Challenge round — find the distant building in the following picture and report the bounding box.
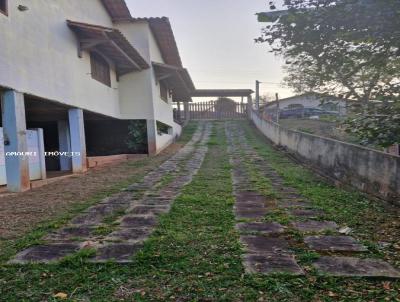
[261,93,349,120]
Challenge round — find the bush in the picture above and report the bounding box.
[126,120,148,152]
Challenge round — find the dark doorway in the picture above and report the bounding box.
[85,119,148,156]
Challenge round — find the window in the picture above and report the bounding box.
[0,0,8,16]
[157,121,172,135]
[288,103,304,109]
[90,52,111,87]
[160,82,169,102]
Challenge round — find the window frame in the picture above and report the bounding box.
[0,0,8,16]
[90,52,111,87]
[159,82,169,103]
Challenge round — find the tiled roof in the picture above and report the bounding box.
[131,17,183,68]
[192,89,254,97]
[101,0,132,21]
[153,62,195,102]
[67,20,149,75]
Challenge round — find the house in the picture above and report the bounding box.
[261,93,349,120]
[0,0,195,192]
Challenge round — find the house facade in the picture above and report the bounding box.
[263,93,349,113]
[0,0,194,191]
[261,93,349,120]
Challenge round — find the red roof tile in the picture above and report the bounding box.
[101,0,132,21]
[131,17,183,68]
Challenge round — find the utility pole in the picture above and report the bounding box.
[255,80,260,110]
[275,93,280,124]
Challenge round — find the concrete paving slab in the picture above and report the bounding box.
[236,222,285,234]
[45,226,94,241]
[313,256,400,278]
[10,243,80,264]
[240,235,290,254]
[120,215,157,228]
[289,209,325,219]
[128,205,170,215]
[305,236,367,252]
[244,253,305,275]
[292,221,338,233]
[93,243,143,263]
[235,191,267,203]
[106,227,153,242]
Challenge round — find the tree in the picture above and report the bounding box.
[126,120,148,153]
[346,102,400,148]
[259,93,275,106]
[256,0,400,146]
[215,98,236,112]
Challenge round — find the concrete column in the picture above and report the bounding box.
[36,128,47,180]
[247,96,253,119]
[57,120,72,171]
[177,101,181,122]
[68,108,87,173]
[146,119,157,155]
[183,102,190,124]
[2,90,30,192]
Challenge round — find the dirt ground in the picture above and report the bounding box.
[0,143,183,240]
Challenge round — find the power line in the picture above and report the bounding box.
[195,80,282,85]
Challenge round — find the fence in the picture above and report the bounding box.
[188,101,247,120]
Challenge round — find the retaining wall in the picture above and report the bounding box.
[249,110,400,203]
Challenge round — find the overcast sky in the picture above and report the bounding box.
[127,0,293,100]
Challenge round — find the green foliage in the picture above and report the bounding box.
[215,97,237,112]
[257,0,400,146]
[126,120,147,152]
[345,102,400,147]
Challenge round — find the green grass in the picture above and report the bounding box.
[0,121,399,301]
[242,121,397,240]
[265,208,292,225]
[0,123,199,263]
[297,127,315,134]
[92,225,117,237]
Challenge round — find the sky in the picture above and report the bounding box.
[126,0,294,100]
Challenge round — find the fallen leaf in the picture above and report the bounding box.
[54,292,68,299]
[338,227,352,235]
[328,291,338,297]
[383,281,391,290]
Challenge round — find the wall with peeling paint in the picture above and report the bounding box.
[250,110,400,203]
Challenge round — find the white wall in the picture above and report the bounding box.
[119,69,155,120]
[118,21,181,152]
[1,2,181,153]
[250,109,400,203]
[117,22,155,121]
[148,28,179,148]
[0,0,122,118]
[265,95,347,114]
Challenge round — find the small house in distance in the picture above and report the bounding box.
[262,93,349,120]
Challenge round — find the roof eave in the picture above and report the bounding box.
[100,0,132,21]
[67,20,150,74]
